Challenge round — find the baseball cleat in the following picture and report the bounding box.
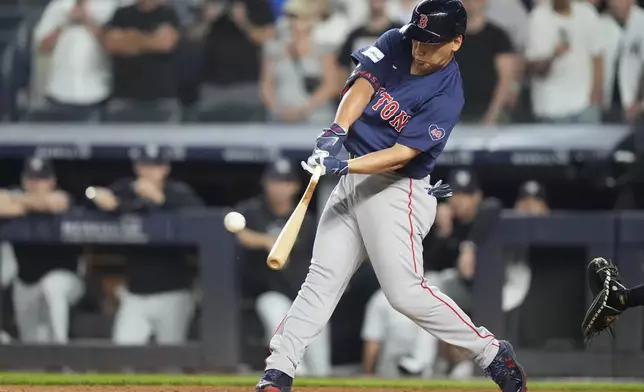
[484,340,527,392]
[255,369,293,392]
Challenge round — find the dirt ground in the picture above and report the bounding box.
[0,387,602,392]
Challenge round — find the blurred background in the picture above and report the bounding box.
[0,0,643,381]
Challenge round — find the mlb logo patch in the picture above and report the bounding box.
[428,125,445,141]
[362,46,385,63]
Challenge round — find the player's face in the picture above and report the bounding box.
[411,36,463,72]
[264,179,300,205]
[22,177,56,194]
[135,163,170,183]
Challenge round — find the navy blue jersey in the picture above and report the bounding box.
[342,28,464,179]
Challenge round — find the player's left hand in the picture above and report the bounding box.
[301,154,349,176]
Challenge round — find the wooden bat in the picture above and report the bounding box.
[267,165,323,270]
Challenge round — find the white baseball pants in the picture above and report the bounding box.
[112,288,195,345]
[12,270,84,344]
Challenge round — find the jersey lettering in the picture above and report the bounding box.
[390,110,411,132]
[372,92,393,111]
[371,89,412,133]
[381,101,399,120]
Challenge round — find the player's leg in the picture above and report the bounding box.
[354,174,526,391]
[260,176,367,389]
[112,289,153,344]
[12,279,46,342]
[399,269,459,377]
[152,290,195,344]
[40,270,85,344]
[256,292,318,376]
[303,321,332,377]
[256,291,293,343]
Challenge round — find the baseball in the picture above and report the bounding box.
[224,211,246,233]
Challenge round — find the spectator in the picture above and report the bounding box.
[525,0,604,123]
[455,0,518,124]
[103,0,181,111]
[88,145,204,345]
[234,158,329,377]
[337,0,402,82]
[32,0,118,115]
[311,0,351,51]
[0,157,83,344]
[600,0,644,123]
[197,0,276,111]
[486,0,530,53]
[260,0,339,124]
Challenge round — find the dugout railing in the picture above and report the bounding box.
[0,210,239,371]
[0,210,642,378]
[474,211,617,378]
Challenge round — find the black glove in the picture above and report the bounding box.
[428,180,453,199]
[313,123,348,158]
[581,257,628,344]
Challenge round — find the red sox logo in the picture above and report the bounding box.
[429,124,445,141]
[419,14,428,29]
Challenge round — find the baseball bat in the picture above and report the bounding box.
[267,165,323,270]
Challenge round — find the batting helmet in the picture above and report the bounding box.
[401,0,467,44]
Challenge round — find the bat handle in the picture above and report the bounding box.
[311,164,323,182]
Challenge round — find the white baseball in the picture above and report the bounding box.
[224,211,246,233]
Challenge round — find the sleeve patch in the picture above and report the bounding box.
[361,46,385,63]
[429,124,446,141]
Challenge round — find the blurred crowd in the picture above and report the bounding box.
[0,0,643,124]
[0,153,550,380]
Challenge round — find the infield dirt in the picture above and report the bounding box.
[0,386,635,392]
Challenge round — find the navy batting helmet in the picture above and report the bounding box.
[401,0,467,44]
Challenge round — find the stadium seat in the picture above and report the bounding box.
[189,103,267,123]
[104,101,182,123]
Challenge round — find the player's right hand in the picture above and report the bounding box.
[314,123,348,158]
[301,153,349,177]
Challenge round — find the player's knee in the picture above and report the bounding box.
[383,290,417,317]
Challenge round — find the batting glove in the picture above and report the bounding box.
[314,123,348,158]
[428,180,453,199]
[301,154,349,176]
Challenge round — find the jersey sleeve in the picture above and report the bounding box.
[344,29,397,92]
[396,96,460,152]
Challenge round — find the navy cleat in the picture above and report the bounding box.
[255,369,293,392]
[484,341,528,392]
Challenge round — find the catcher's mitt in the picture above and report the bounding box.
[581,257,628,344]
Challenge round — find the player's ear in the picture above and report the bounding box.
[451,35,463,52]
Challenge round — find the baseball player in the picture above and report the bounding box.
[256,1,527,392]
[89,145,204,345]
[0,157,84,344]
[582,257,644,342]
